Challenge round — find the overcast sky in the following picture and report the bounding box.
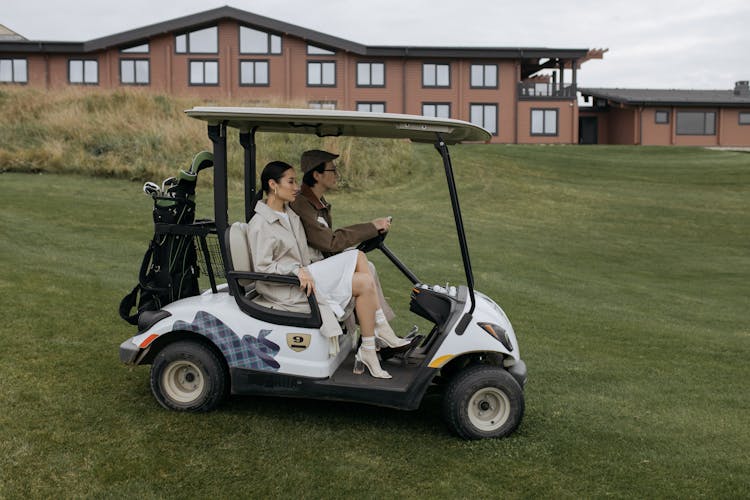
[3,0,749,89]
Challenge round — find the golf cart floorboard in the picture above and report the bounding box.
[320,352,423,392]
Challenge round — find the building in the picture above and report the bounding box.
[0,6,607,144]
[580,83,750,146]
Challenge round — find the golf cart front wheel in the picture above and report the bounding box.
[150,340,227,412]
[443,364,524,439]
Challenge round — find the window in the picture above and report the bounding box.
[189,60,218,85]
[655,110,670,124]
[175,26,218,54]
[309,101,336,110]
[423,63,450,87]
[470,64,497,88]
[307,44,335,55]
[307,61,336,86]
[120,59,149,85]
[357,62,385,87]
[69,60,98,84]
[239,60,269,86]
[240,26,281,54]
[357,102,385,113]
[0,59,27,83]
[422,103,451,118]
[470,104,498,135]
[676,111,715,135]
[738,112,750,125]
[121,43,149,54]
[531,108,558,136]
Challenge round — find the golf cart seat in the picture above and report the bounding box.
[225,222,323,329]
[228,222,255,291]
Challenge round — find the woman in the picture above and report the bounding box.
[247,161,405,379]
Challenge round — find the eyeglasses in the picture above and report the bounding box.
[324,168,338,175]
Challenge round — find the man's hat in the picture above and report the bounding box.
[301,149,339,173]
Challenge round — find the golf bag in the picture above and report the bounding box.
[119,152,214,326]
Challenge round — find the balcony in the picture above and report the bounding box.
[518,82,577,100]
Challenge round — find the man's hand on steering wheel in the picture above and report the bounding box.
[372,215,392,233]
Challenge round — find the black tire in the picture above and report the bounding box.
[150,340,227,412]
[442,364,524,439]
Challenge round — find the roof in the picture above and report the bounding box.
[184,107,492,144]
[0,24,26,41]
[0,5,593,64]
[581,87,750,108]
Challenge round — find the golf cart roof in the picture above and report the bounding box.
[185,107,491,144]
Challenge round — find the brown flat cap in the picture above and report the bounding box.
[300,149,339,173]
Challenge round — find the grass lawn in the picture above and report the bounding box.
[1,145,748,498]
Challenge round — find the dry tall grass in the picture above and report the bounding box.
[0,87,414,190]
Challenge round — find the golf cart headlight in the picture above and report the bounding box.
[478,322,513,351]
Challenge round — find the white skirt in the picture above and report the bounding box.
[307,249,358,319]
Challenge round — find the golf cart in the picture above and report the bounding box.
[119,107,527,439]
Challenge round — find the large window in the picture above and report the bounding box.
[357,62,385,87]
[423,63,450,87]
[676,111,715,135]
[240,26,281,54]
[0,59,27,83]
[309,101,336,110]
[239,60,269,86]
[422,103,451,118]
[470,64,497,88]
[357,102,386,113]
[307,61,336,86]
[531,108,558,136]
[120,59,149,85]
[69,60,98,84]
[176,26,218,54]
[740,112,750,125]
[189,60,219,85]
[470,104,498,135]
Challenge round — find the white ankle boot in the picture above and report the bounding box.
[353,346,391,379]
[374,322,410,349]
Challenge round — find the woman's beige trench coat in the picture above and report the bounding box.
[246,200,343,341]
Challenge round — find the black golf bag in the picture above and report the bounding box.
[119,152,214,326]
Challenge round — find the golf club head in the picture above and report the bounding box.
[162,177,177,193]
[143,181,161,197]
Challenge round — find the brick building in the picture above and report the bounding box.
[579,84,750,146]
[0,6,607,144]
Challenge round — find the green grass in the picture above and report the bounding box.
[1,145,749,498]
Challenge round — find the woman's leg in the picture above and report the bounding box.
[351,270,377,338]
[351,259,391,378]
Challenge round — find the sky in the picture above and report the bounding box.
[3,0,749,90]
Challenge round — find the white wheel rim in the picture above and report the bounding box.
[161,360,206,404]
[468,387,511,432]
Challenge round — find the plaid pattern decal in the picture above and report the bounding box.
[173,311,280,371]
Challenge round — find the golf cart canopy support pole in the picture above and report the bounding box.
[208,122,230,274]
[239,127,258,222]
[435,135,476,316]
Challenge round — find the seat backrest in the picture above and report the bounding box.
[228,222,254,287]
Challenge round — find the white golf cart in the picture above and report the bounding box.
[119,108,527,439]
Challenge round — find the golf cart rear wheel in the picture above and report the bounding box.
[150,340,226,412]
[443,364,524,439]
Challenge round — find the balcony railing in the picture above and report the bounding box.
[518,82,577,100]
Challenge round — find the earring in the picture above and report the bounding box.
[274,187,278,196]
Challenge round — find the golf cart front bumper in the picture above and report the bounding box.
[119,339,140,364]
[507,359,527,388]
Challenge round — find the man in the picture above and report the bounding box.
[290,149,408,349]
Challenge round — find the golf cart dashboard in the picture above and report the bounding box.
[410,283,461,325]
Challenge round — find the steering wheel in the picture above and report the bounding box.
[357,231,387,253]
